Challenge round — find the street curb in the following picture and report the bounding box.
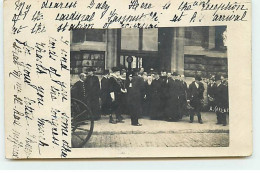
[91,129,229,135]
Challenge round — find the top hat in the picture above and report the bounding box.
[215,74,221,81]
[87,67,96,72]
[121,68,127,74]
[195,75,202,81]
[104,69,109,75]
[172,72,178,76]
[112,67,121,72]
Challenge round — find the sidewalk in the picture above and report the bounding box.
[82,112,229,148]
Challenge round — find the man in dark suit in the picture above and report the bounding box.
[143,74,153,117]
[109,67,126,123]
[178,75,188,119]
[214,75,229,126]
[159,70,169,120]
[100,70,112,116]
[119,69,128,115]
[188,75,205,124]
[207,76,217,112]
[150,72,161,120]
[85,68,101,120]
[165,72,180,121]
[71,73,87,102]
[126,72,144,126]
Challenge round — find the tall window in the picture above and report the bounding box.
[184,27,209,48]
[120,28,158,51]
[215,26,227,50]
[119,28,159,71]
[121,29,139,50]
[142,29,158,51]
[72,29,106,43]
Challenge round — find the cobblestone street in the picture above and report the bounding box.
[81,112,229,148]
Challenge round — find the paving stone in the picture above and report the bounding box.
[73,112,229,148]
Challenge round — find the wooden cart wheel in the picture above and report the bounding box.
[71,98,94,148]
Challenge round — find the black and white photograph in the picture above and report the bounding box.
[70,26,229,148]
[2,0,255,166]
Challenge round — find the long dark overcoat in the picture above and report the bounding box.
[85,75,101,119]
[188,81,205,112]
[149,79,161,119]
[165,78,181,121]
[100,77,112,114]
[214,83,229,113]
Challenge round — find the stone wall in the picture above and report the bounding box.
[184,55,228,78]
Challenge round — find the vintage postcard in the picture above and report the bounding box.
[4,0,252,158]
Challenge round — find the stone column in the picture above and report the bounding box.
[170,28,185,75]
[106,29,118,70]
[208,26,215,49]
[70,31,73,44]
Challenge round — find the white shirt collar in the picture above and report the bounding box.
[195,82,199,88]
[110,73,118,78]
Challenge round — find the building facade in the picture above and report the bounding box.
[70,26,227,84]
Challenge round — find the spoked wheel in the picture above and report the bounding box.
[71,98,94,148]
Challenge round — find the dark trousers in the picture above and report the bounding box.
[110,100,123,121]
[208,101,215,111]
[216,112,227,125]
[143,100,151,117]
[190,110,202,122]
[131,114,139,125]
[159,97,168,120]
[179,99,187,119]
[114,105,123,121]
[129,103,140,125]
[115,112,123,120]
[87,97,100,120]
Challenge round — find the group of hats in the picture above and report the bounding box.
[111,67,121,72]
[86,67,96,72]
[195,75,202,81]
[111,66,128,72]
[215,75,222,81]
[209,74,222,81]
[196,74,225,81]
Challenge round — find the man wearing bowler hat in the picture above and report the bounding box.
[187,75,205,124]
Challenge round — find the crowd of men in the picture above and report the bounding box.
[71,67,229,126]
